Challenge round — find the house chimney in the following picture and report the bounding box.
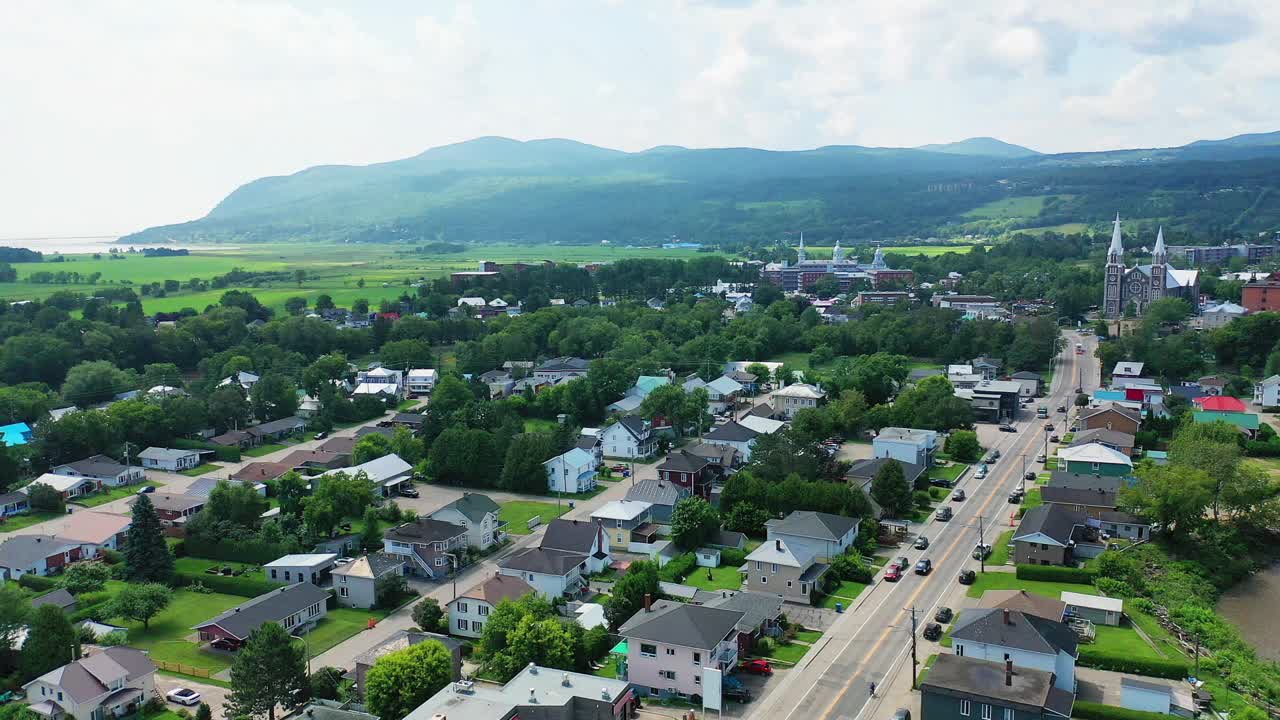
[1005,659,1014,686]
[644,593,652,612]
[1003,609,1011,625]
[562,673,571,687]
[775,539,782,552]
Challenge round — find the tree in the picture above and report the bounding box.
[499,432,557,493]
[207,384,251,433]
[226,622,308,720]
[308,668,344,702]
[1074,393,1089,407]
[205,480,270,528]
[109,583,171,629]
[604,560,660,630]
[64,561,110,594]
[943,430,981,463]
[375,573,409,609]
[314,294,335,311]
[670,497,719,550]
[124,493,174,582]
[25,482,65,514]
[411,598,444,633]
[361,506,382,550]
[1169,421,1244,522]
[293,269,307,287]
[352,433,392,465]
[301,353,350,397]
[21,605,77,679]
[380,339,433,371]
[194,705,212,720]
[365,640,453,720]
[891,375,974,431]
[0,585,29,655]
[871,459,913,518]
[61,360,136,407]
[284,296,307,315]
[723,502,768,537]
[274,471,309,519]
[305,472,375,537]
[250,374,299,422]
[1119,464,1213,537]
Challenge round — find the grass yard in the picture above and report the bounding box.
[522,417,560,432]
[0,511,67,532]
[1022,488,1043,512]
[916,654,939,686]
[593,655,621,679]
[963,195,1055,219]
[111,585,245,673]
[759,640,811,665]
[302,607,392,657]
[682,565,744,592]
[988,530,1014,566]
[1126,606,1182,658]
[818,580,868,609]
[244,443,290,458]
[499,500,569,534]
[396,399,422,411]
[928,462,968,483]
[179,463,222,477]
[76,483,162,507]
[794,629,823,644]
[1088,623,1164,660]
[965,572,1094,600]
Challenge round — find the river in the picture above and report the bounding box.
[1216,561,1280,661]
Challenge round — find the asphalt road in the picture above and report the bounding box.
[750,331,1099,720]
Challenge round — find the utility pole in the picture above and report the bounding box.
[908,606,920,689]
[976,514,986,573]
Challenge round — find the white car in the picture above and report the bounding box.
[166,688,202,706]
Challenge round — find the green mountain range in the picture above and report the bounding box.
[124,131,1280,246]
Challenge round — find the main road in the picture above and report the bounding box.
[751,330,1098,720]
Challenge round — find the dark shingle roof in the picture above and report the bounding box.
[951,608,1079,657]
[703,421,759,443]
[1010,371,1042,380]
[1039,486,1117,508]
[1081,403,1141,423]
[1014,505,1087,545]
[615,415,650,439]
[845,457,925,485]
[923,654,1072,717]
[1070,428,1135,449]
[706,591,784,633]
[384,518,467,545]
[57,455,129,478]
[435,493,500,523]
[247,416,303,436]
[194,583,330,640]
[540,519,603,554]
[32,588,77,610]
[657,450,711,474]
[770,510,860,542]
[624,479,687,507]
[622,603,746,651]
[499,547,586,576]
[1047,472,1123,494]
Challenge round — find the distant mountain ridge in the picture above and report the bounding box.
[127,129,1280,246]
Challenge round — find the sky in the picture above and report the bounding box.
[2,0,1278,238]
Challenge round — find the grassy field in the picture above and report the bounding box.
[593,655,621,679]
[758,640,812,665]
[244,442,290,458]
[988,530,1014,566]
[965,572,1094,600]
[111,584,244,673]
[499,500,569,534]
[76,483,161,507]
[304,607,393,657]
[682,565,744,592]
[522,418,559,433]
[794,629,823,644]
[963,195,1056,220]
[1016,223,1090,236]
[818,580,868,609]
[1088,623,1164,660]
[928,462,968,483]
[0,511,65,533]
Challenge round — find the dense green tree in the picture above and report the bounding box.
[249,374,299,421]
[25,482,65,514]
[21,605,78,679]
[670,497,719,550]
[871,459,913,518]
[352,433,392,465]
[207,385,251,433]
[302,354,349,396]
[1119,464,1213,537]
[411,598,444,633]
[307,668,344,702]
[0,585,29,655]
[109,583,171,629]
[124,492,174,582]
[226,622,308,720]
[64,562,110,594]
[205,480,270,528]
[943,430,981,463]
[723,502,768,537]
[361,506,382,550]
[891,375,974,431]
[379,339,433,371]
[424,427,499,486]
[499,432,557,493]
[33,409,123,466]
[274,471,309,519]
[604,560,661,631]
[828,353,910,406]
[60,360,137,407]
[365,640,453,720]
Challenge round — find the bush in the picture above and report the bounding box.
[1076,650,1188,679]
[1015,564,1095,584]
[99,549,123,565]
[754,637,773,656]
[173,438,241,463]
[18,574,56,592]
[182,537,298,565]
[171,540,186,558]
[97,631,128,646]
[719,548,747,567]
[172,570,281,598]
[913,491,932,509]
[831,553,874,583]
[1093,577,1135,598]
[1073,701,1181,720]
[658,552,697,583]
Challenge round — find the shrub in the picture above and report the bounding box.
[18,574,56,592]
[97,631,128,646]
[754,637,773,656]
[182,537,298,565]
[173,438,240,463]
[172,570,281,598]
[913,491,932,509]
[830,553,873,583]
[1093,577,1135,598]
[719,548,747,567]
[1076,650,1188,679]
[99,549,123,565]
[1015,564,1095,585]
[171,540,186,558]
[658,552,697,583]
[1073,701,1181,720]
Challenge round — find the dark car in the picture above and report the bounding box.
[929,477,954,489]
[1056,406,1067,413]
[935,506,953,521]
[211,637,241,651]
[896,556,910,570]
[894,710,912,720]
[988,449,1001,460]
[952,489,966,502]
[1023,471,1036,481]
[914,559,932,575]
[922,623,943,641]
[914,536,929,550]
[999,424,1017,432]
[935,607,954,623]
[1043,422,1054,431]
[958,570,976,585]
[1050,434,1060,442]
[136,486,156,495]
[1008,491,1022,504]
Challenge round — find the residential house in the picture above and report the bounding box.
[919,654,1073,720]
[319,454,413,497]
[32,588,78,614]
[703,590,785,655]
[1067,429,1135,457]
[1196,301,1247,330]
[1010,371,1044,398]
[656,450,714,500]
[725,369,759,394]
[146,493,205,524]
[1046,472,1123,495]
[427,492,506,551]
[406,368,437,395]
[387,412,425,431]
[1254,375,1280,407]
[619,601,745,700]
[948,364,983,389]
[576,432,603,466]
[1077,404,1141,435]
[971,356,1003,381]
[958,380,1024,423]
[544,447,598,494]
[382,517,468,579]
[51,455,145,487]
[540,519,611,574]
[352,631,462,699]
[0,491,29,517]
[601,416,657,459]
[607,394,644,415]
[218,371,260,392]
[405,664,635,720]
[279,449,348,470]
[356,366,404,392]
[137,447,202,472]
[1192,410,1260,437]
[1112,362,1145,381]
[629,375,671,399]
[0,535,82,580]
[193,583,330,647]
[978,590,1067,622]
[687,441,739,471]
[27,473,97,500]
[702,421,760,462]
[447,574,534,638]
[738,414,786,436]
[846,457,927,517]
[874,427,939,467]
[49,512,131,556]
[591,500,653,547]
[1095,511,1151,541]
[331,553,406,609]
[264,553,338,585]
[742,538,828,604]
[765,510,860,563]
[624,480,688,524]
[950,607,1079,692]
[23,647,157,720]
[317,435,358,459]
[1120,678,1197,718]
[479,370,515,398]
[497,546,588,599]
[209,430,254,449]
[534,356,590,382]
[350,381,401,401]
[1196,375,1229,396]
[1060,592,1122,627]
[1055,443,1133,477]
[769,383,826,419]
[314,534,362,557]
[1013,505,1106,566]
[230,461,293,484]
[1194,395,1248,413]
[705,376,745,413]
[246,416,304,443]
[1038,486,1118,520]
[187,476,266,499]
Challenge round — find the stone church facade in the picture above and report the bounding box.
[1102,215,1199,319]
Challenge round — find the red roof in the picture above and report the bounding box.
[1194,396,1247,412]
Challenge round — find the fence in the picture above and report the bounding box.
[154,660,213,678]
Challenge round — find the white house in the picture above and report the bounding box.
[26,473,97,499]
[497,547,587,599]
[1112,362,1145,380]
[218,371,260,392]
[769,383,826,419]
[137,447,202,472]
[331,553,405,609]
[356,365,404,391]
[1254,375,1280,407]
[702,421,761,462]
[705,376,745,413]
[24,647,156,720]
[427,493,506,551]
[738,415,786,436]
[950,608,1078,693]
[543,448,598,494]
[765,510,860,563]
[318,454,413,498]
[600,416,656,459]
[873,427,939,467]
[406,368,438,395]
[264,553,338,585]
[1196,302,1247,330]
[52,455,145,487]
[448,575,535,638]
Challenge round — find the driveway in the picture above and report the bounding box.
[154,676,229,719]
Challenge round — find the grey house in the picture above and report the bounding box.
[193,583,330,646]
[921,654,1073,720]
[765,510,860,563]
[331,553,406,609]
[1012,505,1101,566]
[743,538,828,605]
[950,608,1079,693]
[624,479,689,523]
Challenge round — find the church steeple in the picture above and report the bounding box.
[797,232,806,263]
[1102,213,1125,320]
[832,239,843,263]
[1152,226,1167,265]
[1107,213,1125,265]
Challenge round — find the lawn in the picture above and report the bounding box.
[759,640,812,665]
[794,629,823,644]
[963,195,1055,219]
[302,607,393,657]
[396,399,422,411]
[988,530,1014,566]
[916,654,938,686]
[965,572,1094,600]
[818,580,868,609]
[1022,488,1043,512]
[77,483,162,507]
[928,462,968,483]
[522,417,560,433]
[682,565,744,592]
[0,511,66,532]
[593,655,621,679]
[244,443,290,458]
[179,463,222,477]
[111,585,245,674]
[1087,623,1164,661]
[499,500,569,534]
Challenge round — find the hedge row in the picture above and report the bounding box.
[173,570,282,598]
[659,552,697,583]
[18,574,56,592]
[183,537,301,565]
[1015,564,1096,584]
[1076,649,1188,679]
[173,438,241,463]
[719,548,747,567]
[1073,701,1179,720]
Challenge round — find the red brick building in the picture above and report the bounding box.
[1243,278,1280,313]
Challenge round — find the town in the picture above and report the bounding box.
[0,218,1277,720]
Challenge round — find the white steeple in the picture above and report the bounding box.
[797,232,806,263]
[1152,226,1167,263]
[1107,214,1124,264]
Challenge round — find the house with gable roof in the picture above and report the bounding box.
[447,574,534,638]
[382,517,467,579]
[1056,443,1133,477]
[544,447,598,494]
[427,492,506,551]
[601,416,656,459]
[23,647,157,720]
[949,607,1080,693]
[619,601,745,701]
[765,510,860,563]
[742,538,828,604]
[540,518,611,574]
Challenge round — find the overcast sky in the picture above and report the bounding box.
[3,0,1277,238]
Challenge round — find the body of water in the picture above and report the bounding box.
[0,236,235,255]
[1216,561,1280,661]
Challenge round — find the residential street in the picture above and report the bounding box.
[748,331,1098,720]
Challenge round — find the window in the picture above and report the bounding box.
[458,602,468,613]
[339,575,347,584]
[772,563,778,572]
[787,580,793,588]
[693,652,701,665]
[660,670,677,680]
[801,583,808,595]
[957,645,964,656]
[471,621,483,632]
[981,704,992,720]
[666,648,675,656]
[755,561,761,571]
[760,576,767,584]
[270,569,278,579]
[695,676,701,686]
[640,643,657,658]
[479,605,490,617]
[616,520,623,528]
[960,700,971,716]
[457,618,467,630]
[283,571,291,581]
[435,558,446,567]
[1004,708,1014,720]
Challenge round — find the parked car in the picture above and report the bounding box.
[1050,434,1060,443]
[739,659,773,675]
[915,559,932,575]
[914,536,929,550]
[1036,453,1046,463]
[610,464,627,473]
[952,489,966,501]
[1008,491,1023,504]
[935,506,953,521]
[314,431,329,440]
[166,688,202,706]
[1056,406,1067,413]
[1023,471,1036,481]
[724,685,753,703]
[895,556,910,570]
[136,486,156,495]
[958,570,976,585]
[210,637,241,651]
[894,709,912,720]
[929,478,954,489]
[972,543,992,560]
[999,424,1017,432]
[934,607,954,623]
[884,565,903,582]
[399,486,420,498]
[922,622,943,641]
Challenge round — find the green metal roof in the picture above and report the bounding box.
[1192,411,1260,430]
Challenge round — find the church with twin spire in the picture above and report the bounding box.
[1102,214,1199,319]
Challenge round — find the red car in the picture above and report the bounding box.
[884,565,903,582]
[740,659,773,675]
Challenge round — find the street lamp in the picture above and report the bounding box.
[291,629,311,677]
